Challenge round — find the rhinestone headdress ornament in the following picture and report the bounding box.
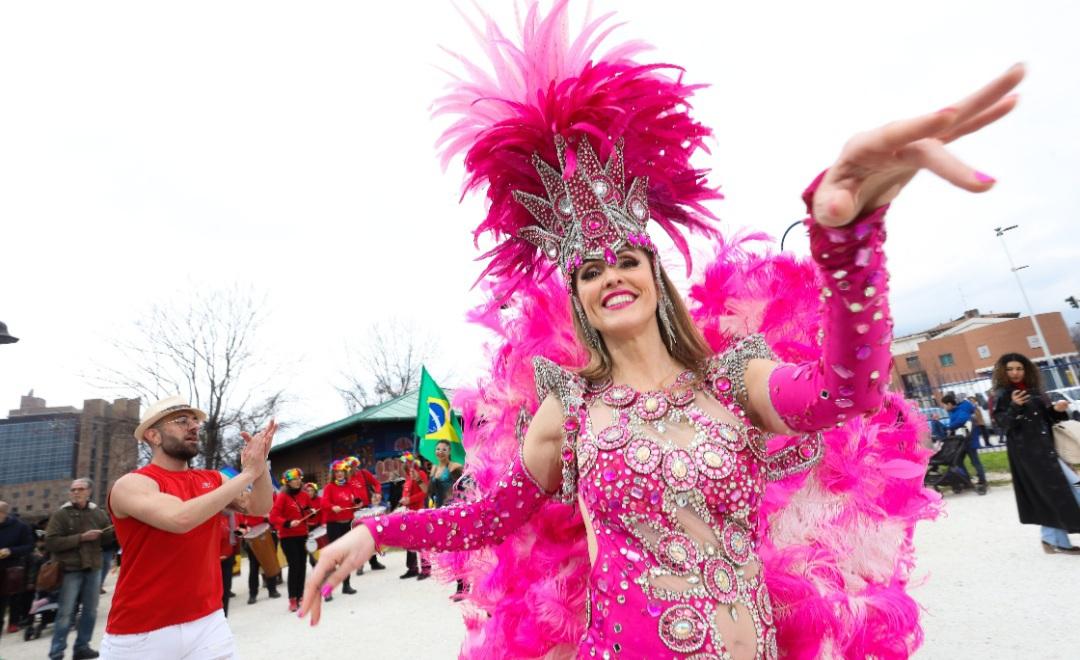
[513,134,657,288]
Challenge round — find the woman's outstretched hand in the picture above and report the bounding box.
[297,524,377,625]
[813,64,1025,227]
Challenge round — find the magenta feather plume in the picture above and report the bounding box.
[688,232,942,658]
[434,0,722,286]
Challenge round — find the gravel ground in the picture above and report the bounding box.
[2,487,1076,659]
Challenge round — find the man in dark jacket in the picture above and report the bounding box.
[44,478,114,660]
[0,500,34,638]
[942,393,988,495]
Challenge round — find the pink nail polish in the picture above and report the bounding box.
[321,584,333,598]
[974,171,995,184]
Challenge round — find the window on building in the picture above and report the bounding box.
[1027,335,1041,349]
[0,417,79,485]
[43,488,50,498]
[939,353,955,367]
[905,356,921,370]
[977,345,991,359]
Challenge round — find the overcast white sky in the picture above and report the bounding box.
[2,0,1078,441]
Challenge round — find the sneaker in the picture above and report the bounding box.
[342,585,357,595]
[417,572,431,581]
[975,483,988,495]
[1041,541,1080,555]
[370,558,386,570]
[288,597,299,612]
[247,595,257,605]
[73,648,101,660]
[399,570,420,579]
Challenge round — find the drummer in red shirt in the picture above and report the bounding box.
[397,453,431,580]
[344,456,387,574]
[268,468,314,612]
[320,461,366,598]
[236,513,280,604]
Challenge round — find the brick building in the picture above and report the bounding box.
[890,309,1079,404]
[268,390,430,493]
[0,394,141,522]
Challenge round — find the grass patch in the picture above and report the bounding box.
[977,449,1010,474]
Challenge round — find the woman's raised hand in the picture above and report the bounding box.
[813,64,1025,227]
[297,525,377,625]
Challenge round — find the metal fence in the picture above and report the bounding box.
[903,356,1080,408]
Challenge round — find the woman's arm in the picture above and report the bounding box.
[744,66,1025,434]
[744,183,891,434]
[300,394,564,625]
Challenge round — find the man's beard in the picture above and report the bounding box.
[160,429,200,461]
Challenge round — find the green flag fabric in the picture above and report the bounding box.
[415,366,466,465]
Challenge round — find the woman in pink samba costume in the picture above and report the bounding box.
[299,3,1023,658]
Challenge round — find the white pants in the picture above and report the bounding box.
[101,610,237,660]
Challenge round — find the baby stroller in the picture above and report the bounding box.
[924,426,975,494]
[23,591,59,640]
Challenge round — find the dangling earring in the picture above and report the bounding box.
[653,257,677,348]
[572,295,601,348]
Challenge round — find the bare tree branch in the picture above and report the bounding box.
[91,286,288,469]
[336,319,442,413]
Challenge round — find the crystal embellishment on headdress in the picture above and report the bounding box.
[513,135,657,287]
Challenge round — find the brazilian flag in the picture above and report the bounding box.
[415,366,466,465]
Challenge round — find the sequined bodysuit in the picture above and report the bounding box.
[536,337,821,660]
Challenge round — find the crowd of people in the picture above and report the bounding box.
[0,395,471,659]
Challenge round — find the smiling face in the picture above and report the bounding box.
[574,248,657,342]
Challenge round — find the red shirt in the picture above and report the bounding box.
[348,469,382,501]
[106,464,224,634]
[269,490,312,538]
[322,481,363,523]
[400,471,429,510]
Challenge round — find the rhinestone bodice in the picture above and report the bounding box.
[575,370,778,660]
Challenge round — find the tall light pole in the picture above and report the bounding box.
[994,225,1061,388]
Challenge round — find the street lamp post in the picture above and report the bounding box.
[994,225,1062,389]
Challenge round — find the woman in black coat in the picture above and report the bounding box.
[991,352,1080,554]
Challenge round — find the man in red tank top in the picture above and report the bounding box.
[102,396,276,659]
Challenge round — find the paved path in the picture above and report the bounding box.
[2,487,1075,659]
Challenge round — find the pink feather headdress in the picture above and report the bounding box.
[434,0,722,288]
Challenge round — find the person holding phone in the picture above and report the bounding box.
[991,353,1080,554]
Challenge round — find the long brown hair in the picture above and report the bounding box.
[991,352,1043,392]
[571,258,713,383]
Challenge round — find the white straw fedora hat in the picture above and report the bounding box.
[134,395,208,441]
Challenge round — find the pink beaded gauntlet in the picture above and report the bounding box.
[768,173,893,432]
[361,452,551,553]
